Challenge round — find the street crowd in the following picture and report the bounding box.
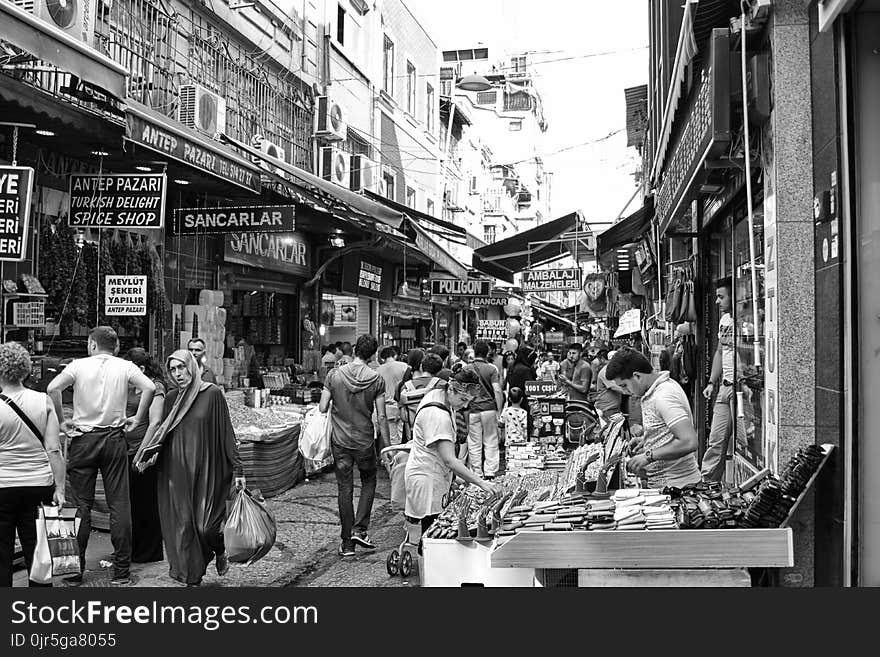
[0,279,739,585]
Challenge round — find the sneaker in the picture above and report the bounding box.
[215,552,230,577]
[63,574,83,587]
[338,542,356,557]
[351,533,376,550]
[484,475,496,481]
[110,576,132,586]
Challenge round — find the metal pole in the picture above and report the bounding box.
[741,5,761,367]
[439,99,456,220]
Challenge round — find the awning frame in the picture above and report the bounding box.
[0,1,129,98]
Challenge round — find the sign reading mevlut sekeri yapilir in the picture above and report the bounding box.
[105,275,147,316]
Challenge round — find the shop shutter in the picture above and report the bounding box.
[357,297,371,336]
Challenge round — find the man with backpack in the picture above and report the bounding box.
[464,341,504,480]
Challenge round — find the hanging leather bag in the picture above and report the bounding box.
[676,268,692,323]
[685,278,699,322]
[665,269,682,322]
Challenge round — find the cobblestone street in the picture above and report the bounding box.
[14,469,418,588]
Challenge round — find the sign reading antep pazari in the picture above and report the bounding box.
[521,268,581,292]
[175,205,295,234]
[105,275,147,316]
[0,166,33,261]
[69,174,166,228]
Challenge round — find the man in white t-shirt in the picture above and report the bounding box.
[605,349,700,489]
[47,326,155,586]
[700,278,743,481]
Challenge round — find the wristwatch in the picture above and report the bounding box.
[645,449,655,463]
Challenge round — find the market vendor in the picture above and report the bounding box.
[604,348,700,489]
[187,338,216,384]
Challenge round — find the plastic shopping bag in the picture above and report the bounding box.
[224,487,277,565]
[300,405,334,475]
[30,505,81,583]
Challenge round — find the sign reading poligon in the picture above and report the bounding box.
[430,278,492,296]
[175,205,295,234]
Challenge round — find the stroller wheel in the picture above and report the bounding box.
[386,550,400,576]
[400,550,413,578]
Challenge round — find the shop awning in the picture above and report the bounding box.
[471,211,587,284]
[220,133,406,229]
[625,85,648,149]
[409,221,470,280]
[0,1,129,98]
[596,198,654,258]
[531,299,577,331]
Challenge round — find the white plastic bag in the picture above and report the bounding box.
[299,405,332,462]
[30,505,81,583]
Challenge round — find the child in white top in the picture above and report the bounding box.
[500,387,529,444]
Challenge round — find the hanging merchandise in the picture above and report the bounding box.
[583,273,607,314]
[632,267,647,297]
[665,270,682,322]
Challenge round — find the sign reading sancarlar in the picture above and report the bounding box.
[521,268,581,292]
[174,205,295,234]
[105,275,147,316]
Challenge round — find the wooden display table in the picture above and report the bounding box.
[490,528,793,587]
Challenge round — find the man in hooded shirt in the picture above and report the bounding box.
[320,334,390,557]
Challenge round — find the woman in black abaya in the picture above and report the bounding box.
[134,350,244,586]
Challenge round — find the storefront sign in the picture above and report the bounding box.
[224,231,311,278]
[430,278,492,296]
[412,224,468,281]
[521,268,581,292]
[544,331,566,344]
[68,174,166,228]
[104,275,147,315]
[341,254,390,300]
[126,112,261,193]
[470,296,509,308]
[524,380,558,397]
[475,319,508,341]
[0,166,33,261]
[175,205,295,234]
[655,30,731,234]
[614,308,641,338]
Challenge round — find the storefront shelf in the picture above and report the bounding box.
[491,528,793,569]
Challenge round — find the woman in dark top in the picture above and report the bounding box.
[134,350,244,586]
[123,348,166,563]
[504,346,538,437]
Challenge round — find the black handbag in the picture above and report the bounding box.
[665,270,682,322]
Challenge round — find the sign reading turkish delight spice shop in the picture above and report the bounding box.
[224,231,311,278]
[69,174,166,228]
[0,166,33,261]
[175,205,295,234]
[521,268,581,292]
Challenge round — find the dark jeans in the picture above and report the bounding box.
[0,485,54,587]
[332,443,377,543]
[67,427,131,579]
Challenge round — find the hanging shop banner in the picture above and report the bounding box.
[476,320,508,342]
[545,331,566,344]
[521,268,581,292]
[0,166,33,261]
[224,231,311,278]
[524,380,559,397]
[174,205,295,234]
[126,111,261,193]
[430,278,492,296]
[341,254,392,300]
[614,308,642,338]
[655,29,731,234]
[68,174,166,228]
[105,275,147,316]
[411,222,469,281]
[470,296,509,308]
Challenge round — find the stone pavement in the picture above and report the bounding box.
[13,467,421,588]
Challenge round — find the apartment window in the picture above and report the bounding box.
[509,119,523,131]
[469,176,478,194]
[406,61,416,115]
[382,171,395,200]
[440,80,452,96]
[476,90,497,105]
[426,198,435,216]
[336,4,346,45]
[426,83,435,131]
[383,36,394,94]
[510,55,527,75]
[484,225,497,245]
[504,91,532,112]
[406,186,416,208]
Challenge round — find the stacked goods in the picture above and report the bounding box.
[174,290,227,382]
[543,448,569,470]
[237,423,304,498]
[612,489,676,531]
[670,481,750,529]
[505,442,545,473]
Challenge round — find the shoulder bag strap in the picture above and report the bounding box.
[0,393,45,446]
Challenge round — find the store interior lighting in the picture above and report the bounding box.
[35,129,55,137]
[91,149,110,157]
[135,165,152,172]
[173,179,190,185]
[330,236,345,248]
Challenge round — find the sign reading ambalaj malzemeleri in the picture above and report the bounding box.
[521,268,581,292]
[0,166,33,261]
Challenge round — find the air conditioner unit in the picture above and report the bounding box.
[178,84,227,138]
[315,95,347,141]
[320,146,350,187]
[250,134,286,176]
[13,0,97,45]
[350,154,379,192]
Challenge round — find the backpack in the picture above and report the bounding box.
[399,377,442,443]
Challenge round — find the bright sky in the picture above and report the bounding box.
[406,0,649,229]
